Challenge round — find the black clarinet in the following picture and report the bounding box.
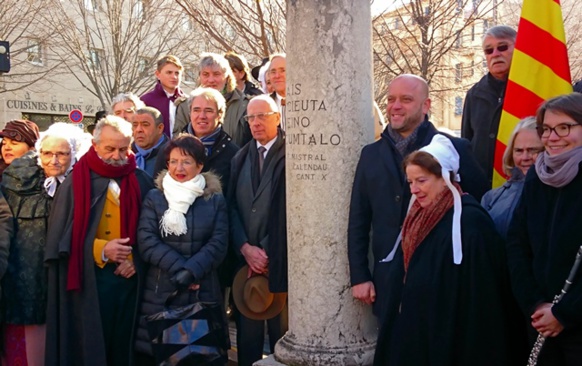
[527,245,582,366]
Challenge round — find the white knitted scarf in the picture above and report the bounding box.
[159,173,206,237]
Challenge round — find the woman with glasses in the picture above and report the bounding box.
[481,116,544,238]
[0,123,91,366]
[507,93,582,365]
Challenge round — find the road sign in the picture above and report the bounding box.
[69,109,84,124]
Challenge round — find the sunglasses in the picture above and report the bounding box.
[483,44,510,55]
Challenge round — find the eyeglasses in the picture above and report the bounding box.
[537,123,581,138]
[483,44,510,55]
[40,151,71,160]
[114,108,135,116]
[244,112,278,123]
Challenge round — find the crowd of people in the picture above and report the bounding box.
[0,23,580,366]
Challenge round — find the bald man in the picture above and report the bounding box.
[347,74,488,324]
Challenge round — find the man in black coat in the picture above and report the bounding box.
[228,95,287,366]
[44,116,154,366]
[348,74,488,324]
[461,25,516,186]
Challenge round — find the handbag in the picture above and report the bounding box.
[145,289,230,366]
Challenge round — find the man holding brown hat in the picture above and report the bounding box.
[227,95,288,366]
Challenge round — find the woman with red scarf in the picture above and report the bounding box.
[373,135,526,366]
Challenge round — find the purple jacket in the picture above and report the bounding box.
[140,81,184,138]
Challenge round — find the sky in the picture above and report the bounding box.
[371,0,402,16]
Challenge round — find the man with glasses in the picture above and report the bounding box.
[111,92,145,123]
[461,25,516,186]
[228,95,287,366]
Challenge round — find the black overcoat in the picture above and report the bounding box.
[373,195,527,366]
[44,169,153,366]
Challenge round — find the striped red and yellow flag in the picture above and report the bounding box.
[493,0,572,188]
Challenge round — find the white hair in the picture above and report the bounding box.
[35,122,93,168]
[259,61,271,93]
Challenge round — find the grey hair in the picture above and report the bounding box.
[198,52,236,93]
[190,87,227,123]
[502,116,539,176]
[110,92,145,113]
[484,25,517,43]
[135,106,164,126]
[35,122,93,169]
[93,115,133,143]
[248,94,279,112]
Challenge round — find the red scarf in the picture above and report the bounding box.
[401,185,460,272]
[68,146,141,291]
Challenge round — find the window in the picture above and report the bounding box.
[455,63,462,83]
[137,57,149,73]
[393,18,400,30]
[88,49,103,70]
[424,6,431,16]
[454,96,463,116]
[456,0,463,13]
[133,0,144,19]
[471,24,475,41]
[84,0,99,11]
[184,64,196,83]
[483,19,489,34]
[182,14,193,31]
[468,60,475,77]
[27,39,43,66]
[455,30,462,49]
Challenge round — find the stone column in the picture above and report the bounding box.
[274,1,377,365]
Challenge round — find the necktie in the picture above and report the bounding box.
[258,146,266,175]
[281,98,286,106]
[280,98,286,131]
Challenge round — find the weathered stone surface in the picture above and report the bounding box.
[275,1,377,365]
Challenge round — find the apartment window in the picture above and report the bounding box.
[393,18,400,30]
[456,0,463,13]
[455,30,462,49]
[184,64,196,83]
[88,49,103,70]
[468,60,475,77]
[471,25,475,41]
[455,96,463,116]
[27,40,43,66]
[133,0,144,19]
[424,6,431,16]
[182,14,193,31]
[137,57,149,73]
[455,63,463,83]
[483,19,489,33]
[84,0,99,11]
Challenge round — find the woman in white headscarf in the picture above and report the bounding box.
[373,135,526,366]
[1,122,91,366]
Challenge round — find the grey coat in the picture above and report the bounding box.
[135,171,228,355]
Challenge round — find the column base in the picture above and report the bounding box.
[273,332,375,366]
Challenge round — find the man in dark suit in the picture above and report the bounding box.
[348,74,488,324]
[228,95,287,366]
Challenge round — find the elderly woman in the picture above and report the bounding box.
[135,135,228,365]
[507,93,582,365]
[0,120,40,180]
[481,117,543,238]
[1,122,91,366]
[175,53,250,147]
[373,134,526,366]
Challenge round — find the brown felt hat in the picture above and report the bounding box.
[232,265,286,321]
[0,120,40,147]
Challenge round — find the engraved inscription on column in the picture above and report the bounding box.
[286,83,342,181]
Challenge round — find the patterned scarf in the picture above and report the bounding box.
[68,147,141,291]
[385,121,425,157]
[187,124,222,156]
[401,186,455,272]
